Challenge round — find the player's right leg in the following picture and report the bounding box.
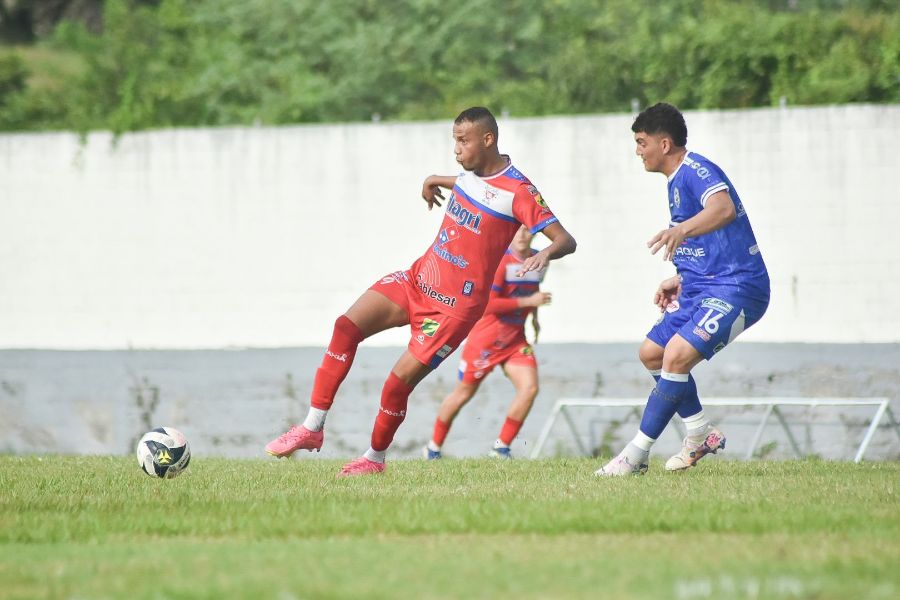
[489,353,539,458]
[424,380,480,459]
[266,288,409,458]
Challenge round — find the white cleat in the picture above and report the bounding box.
[489,446,512,459]
[595,454,648,477]
[665,427,726,471]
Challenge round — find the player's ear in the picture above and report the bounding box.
[482,131,496,149]
[660,136,671,155]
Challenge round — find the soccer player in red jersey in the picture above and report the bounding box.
[424,225,551,459]
[265,107,576,476]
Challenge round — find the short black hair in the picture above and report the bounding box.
[631,103,687,147]
[455,106,499,139]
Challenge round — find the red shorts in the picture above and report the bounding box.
[370,270,478,369]
[457,336,537,384]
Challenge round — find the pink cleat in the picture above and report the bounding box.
[665,427,726,471]
[265,425,324,458]
[337,456,385,477]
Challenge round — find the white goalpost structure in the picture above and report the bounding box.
[530,397,899,463]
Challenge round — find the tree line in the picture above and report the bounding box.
[0,0,897,133]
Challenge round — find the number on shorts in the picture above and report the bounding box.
[697,309,725,334]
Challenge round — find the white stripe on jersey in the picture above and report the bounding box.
[504,263,544,283]
[700,182,729,207]
[456,170,516,219]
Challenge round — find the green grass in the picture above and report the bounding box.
[1,457,897,600]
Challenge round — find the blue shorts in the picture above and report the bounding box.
[647,286,769,360]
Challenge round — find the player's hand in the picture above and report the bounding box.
[517,249,549,276]
[653,276,682,311]
[647,224,686,262]
[523,291,552,308]
[421,175,446,210]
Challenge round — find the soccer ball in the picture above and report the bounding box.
[136,427,191,479]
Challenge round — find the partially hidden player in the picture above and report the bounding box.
[424,225,551,460]
[266,107,576,476]
[598,102,770,476]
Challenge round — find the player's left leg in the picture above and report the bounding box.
[490,359,539,458]
[663,296,767,471]
[266,288,409,458]
[340,309,477,476]
[339,351,433,476]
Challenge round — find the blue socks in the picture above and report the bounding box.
[675,374,702,419]
[639,371,690,440]
[648,369,703,422]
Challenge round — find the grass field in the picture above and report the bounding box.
[1,456,897,600]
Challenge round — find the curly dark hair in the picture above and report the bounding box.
[631,103,687,147]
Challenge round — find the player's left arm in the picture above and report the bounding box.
[647,191,736,261]
[518,222,577,275]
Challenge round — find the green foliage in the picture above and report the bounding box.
[0,53,27,99]
[0,456,898,599]
[0,0,898,133]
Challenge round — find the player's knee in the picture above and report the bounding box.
[662,344,701,373]
[638,343,663,370]
[457,384,478,403]
[521,382,539,401]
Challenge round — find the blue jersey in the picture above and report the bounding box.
[667,151,769,300]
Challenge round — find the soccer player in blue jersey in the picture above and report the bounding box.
[597,103,770,476]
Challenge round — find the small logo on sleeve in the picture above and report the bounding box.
[527,184,547,208]
[462,281,474,296]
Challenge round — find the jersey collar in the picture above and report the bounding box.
[478,155,513,180]
[667,150,691,183]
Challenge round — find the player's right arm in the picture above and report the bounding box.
[653,275,682,312]
[421,174,457,210]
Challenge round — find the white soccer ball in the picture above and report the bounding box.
[136,427,191,479]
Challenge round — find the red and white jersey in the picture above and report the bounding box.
[467,248,546,349]
[410,159,558,321]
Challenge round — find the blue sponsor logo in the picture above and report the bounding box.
[462,281,474,296]
[433,244,469,268]
[447,194,482,234]
[433,227,469,268]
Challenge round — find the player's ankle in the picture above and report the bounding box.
[364,447,386,464]
[303,407,328,432]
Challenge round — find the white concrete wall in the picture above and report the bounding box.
[1,104,898,348]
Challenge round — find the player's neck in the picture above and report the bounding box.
[474,153,510,178]
[661,148,688,178]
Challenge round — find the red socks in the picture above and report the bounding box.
[310,315,365,410]
[498,417,523,446]
[371,372,414,452]
[431,418,451,447]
